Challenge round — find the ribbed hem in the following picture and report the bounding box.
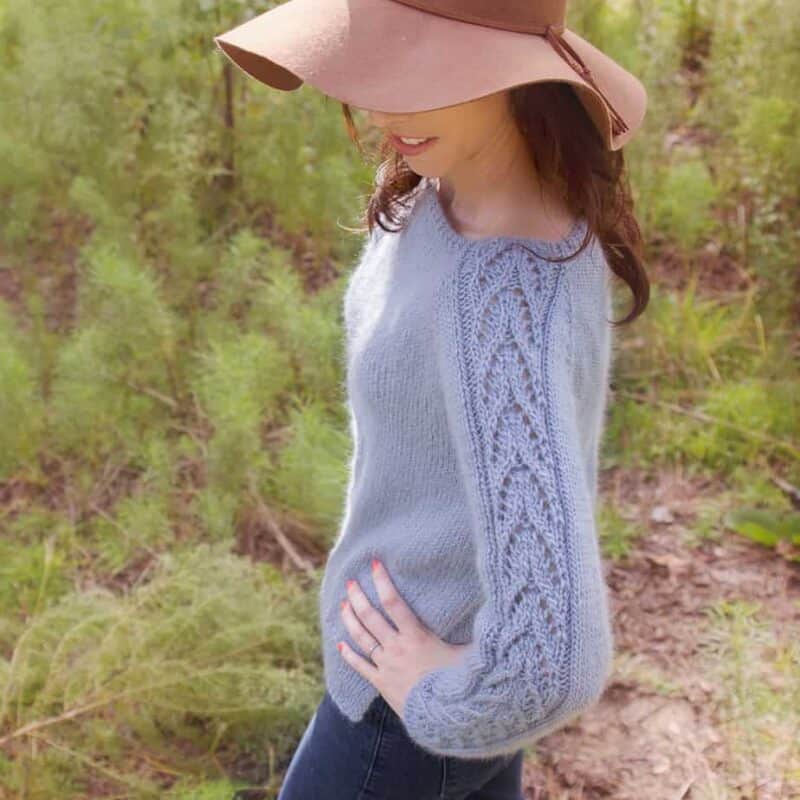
[420,176,591,262]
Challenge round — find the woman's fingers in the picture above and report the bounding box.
[337,640,380,682]
[340,598,379,657]
[344,578,397,646]
[370,559,425,635]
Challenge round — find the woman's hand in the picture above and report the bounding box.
[338,558,470,720]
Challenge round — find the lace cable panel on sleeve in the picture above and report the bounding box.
[400,242,609,758]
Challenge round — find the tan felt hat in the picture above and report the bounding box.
[214,0,648,151]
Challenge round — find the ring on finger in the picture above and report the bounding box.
[368,641,382,662]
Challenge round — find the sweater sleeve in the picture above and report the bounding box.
[399,241,614,759]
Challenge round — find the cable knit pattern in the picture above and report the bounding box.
[318,176,615,759]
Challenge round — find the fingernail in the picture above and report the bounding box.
[337,642,344,652]
[346,579,355,590]
[371,558,381,572]
[340,599,347,610]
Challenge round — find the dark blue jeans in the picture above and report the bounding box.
[276,689,524,800]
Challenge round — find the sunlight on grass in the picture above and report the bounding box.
[598,500,644,560]
[612,650,685,697]
[697,599,800,799]
[0,544,323,797]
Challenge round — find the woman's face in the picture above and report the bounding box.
[361,89,526,181]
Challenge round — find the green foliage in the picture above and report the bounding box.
[0,135,49,246]
[700,0,800,311]
[734,96,800,178]
[190,332,292,496]
[167,777,253,800]
[77,241,178,364]
[627,278,754,388]
[236,86,374,256]
[48,242,180,461]
[268,400,352,541]
[650,158,720,250]
[603,394,655,470]
[88,493,174,573]
[701,598,800,797]
[597,500,643,560]
[207,229,281,323]
[281,285,349,404]
[608,375,799,477]
[724,508,800,559]
[0,544,323,796]
[569,0,687,231]
[246,252,308,338]
[0,534,71,641]
[699,378,799,455]
[611,276,798,480]
[49,325,157,457]
[190,486,240,541]
[0,304,45,478]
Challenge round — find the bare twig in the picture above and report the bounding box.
[246,478,316,576]
[770,474,800,509]
[125,380,179,411]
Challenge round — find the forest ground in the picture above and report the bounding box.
[520,465,800,800]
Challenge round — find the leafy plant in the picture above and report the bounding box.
[725,508,800,561]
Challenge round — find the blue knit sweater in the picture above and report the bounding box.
[318,176,615,759]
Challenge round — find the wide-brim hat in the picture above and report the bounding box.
[213,0,647,151]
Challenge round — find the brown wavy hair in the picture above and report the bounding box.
[339,82,649,327]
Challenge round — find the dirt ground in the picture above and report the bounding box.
[521,466,800,800]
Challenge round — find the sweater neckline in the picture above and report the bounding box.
[419,176,589,260]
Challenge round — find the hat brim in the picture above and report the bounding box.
[214,0,647,151]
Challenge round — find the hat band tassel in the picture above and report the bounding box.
[543,24,629,138]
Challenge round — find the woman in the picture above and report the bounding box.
[215,2,649,798]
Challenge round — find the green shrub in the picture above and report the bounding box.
[0,544,322,796]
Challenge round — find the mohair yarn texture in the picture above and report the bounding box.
[318,176,616,759]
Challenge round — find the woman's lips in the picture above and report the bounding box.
[389,133,439,156]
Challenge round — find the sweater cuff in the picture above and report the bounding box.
[400,664,530,759]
